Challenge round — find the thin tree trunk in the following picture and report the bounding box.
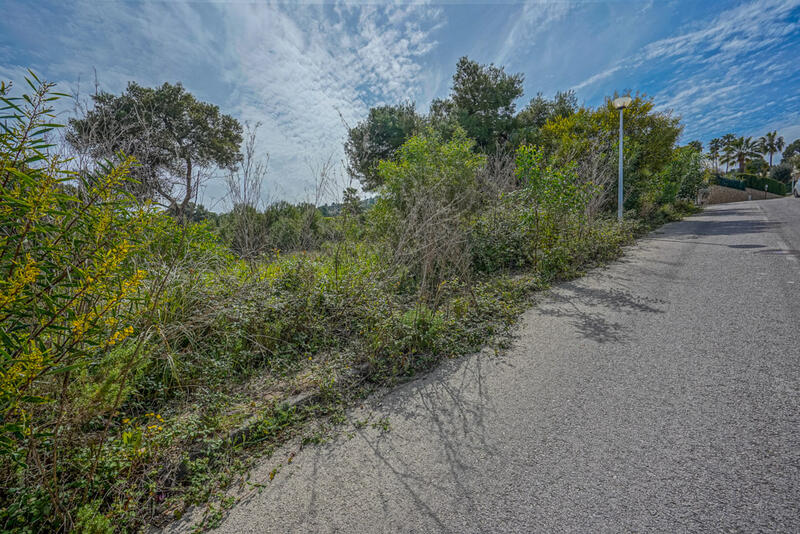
[179,157,192,222]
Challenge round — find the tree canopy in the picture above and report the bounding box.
[783,139,800,161]
[539,94,682,209]
[445,56,524,152]
[344,103,420,191]
[68,81,243,218]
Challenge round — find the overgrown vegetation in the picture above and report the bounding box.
[2,60,702,532]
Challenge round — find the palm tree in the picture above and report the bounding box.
[759,130,785,168]
[723,136,761,174]
[721,133,736,172]
[708,137,722,172]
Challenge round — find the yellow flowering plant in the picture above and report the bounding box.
[0,73,162,530]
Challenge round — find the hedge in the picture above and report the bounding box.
[711,175,746,190]
[737,174,787,195]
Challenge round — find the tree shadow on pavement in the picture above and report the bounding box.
[755,248,800,258]
[664,219,782,238]
[536,282,666,344]
[297,351,510,533]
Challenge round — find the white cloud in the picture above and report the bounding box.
[571,0,800,142]
[495,1,574,67]
[1,0,442,209]
[571,66,621,91]
[215,1,442,206]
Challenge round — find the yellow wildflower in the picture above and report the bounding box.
[0,255,39,309]
[106,325,134,347]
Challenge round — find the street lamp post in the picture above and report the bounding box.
[613,96,633,221]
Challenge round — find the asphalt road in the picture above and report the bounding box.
[198,198,800,533]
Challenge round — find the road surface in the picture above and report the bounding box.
[194,198,800,532]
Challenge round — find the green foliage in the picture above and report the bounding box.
[540,94,682,212]
[443,57,524,153]
[513,90,578,146]
[372,127,485,294]
[216,200,331,255]
[737,173,787,195]
[744,157,768,176]
[711,175,746,190]
[345,103,421,191]
[0,75,232,532]
[0,75,167,531]
[73,501,113,534]
[512,145,594,212]
[368,304,446,374]
[759,130,785,167]
[722,136,761,174]
[654,146,705,204]
[471,145,599,275]
[67,81,243,218]
[707,137,723,171]
[783,138,800,161]
[375,127,484,215]
[769,162,793,184]
[686,140,703,152]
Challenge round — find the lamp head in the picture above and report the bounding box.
[613,96,633,110]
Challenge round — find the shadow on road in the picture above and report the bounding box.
[697,207,752,217]
[537,283,665,344]
[755,248,800,258]
[295,351,510,533]
[665,219,782,238]
[647,237,766,250]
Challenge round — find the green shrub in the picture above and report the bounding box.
[0,75,171,531]
[769,163,793,185]
[657,146,705,202]
[470,203,533,272]
[371,127,485,297]
[737,173,787,195]
[710,175,746,190]
[73,501,113,534]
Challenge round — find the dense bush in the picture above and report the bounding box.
[371,127,485,297]
[769,163,793,185]
[471,145,595,273]
[710,175,746,190]
[0,77,165,531]
[539,94,682,213]
[217,201,332,256]
[737,173,787,195]
[655,146,705,203]
[0,76,234,533]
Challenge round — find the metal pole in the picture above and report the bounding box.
[618,108,623,221]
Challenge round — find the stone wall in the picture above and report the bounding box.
[704,185,785,205]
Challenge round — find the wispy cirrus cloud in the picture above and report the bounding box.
[1,0,443,207]
[219,1,443,203]
[571,66,621,91]
[494,1,574,68]
[2,0,799,206]
[572,0,800,142]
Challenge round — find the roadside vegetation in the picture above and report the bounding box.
[1,58,712,532]
[703,131,800,195]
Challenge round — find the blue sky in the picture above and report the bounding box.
[2,0,799,209]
